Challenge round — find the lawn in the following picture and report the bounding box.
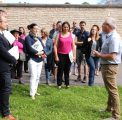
[0,84,122,120]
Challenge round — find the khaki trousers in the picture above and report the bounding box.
[101,64,120,119]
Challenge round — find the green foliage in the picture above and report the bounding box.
[1,84,122,120]
[82,2,90,5]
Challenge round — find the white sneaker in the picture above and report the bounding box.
[31,96,35,100]
[66,85,70,88]
[47,81,52,86]
[58,86,61,89]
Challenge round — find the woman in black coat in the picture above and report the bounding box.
[84,25,102,86]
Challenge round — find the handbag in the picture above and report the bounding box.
[19,52,26,61]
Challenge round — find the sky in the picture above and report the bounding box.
[5,0,101,4]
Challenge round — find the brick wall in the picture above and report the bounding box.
[0,4,122,37]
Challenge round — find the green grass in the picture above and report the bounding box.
[0,84,122,120]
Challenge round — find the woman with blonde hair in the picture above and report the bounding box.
[84,25,102,86]
[40,28,53,85]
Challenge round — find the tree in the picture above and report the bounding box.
[65,2,71,4]
[82,2,90,5]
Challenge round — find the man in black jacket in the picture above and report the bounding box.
[0,10,16,120]
[75,21,89,83]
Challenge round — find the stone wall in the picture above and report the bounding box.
[0,4,122,36]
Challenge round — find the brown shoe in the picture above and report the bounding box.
[3,115,16,120]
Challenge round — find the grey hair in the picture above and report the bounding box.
[104,17,116,29]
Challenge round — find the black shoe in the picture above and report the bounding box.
[15,76,19,79]
[19,78,24,84]
[75,75,81,82]
[19,80,24,84]
[24,70,28,73]
[82,76,87,83]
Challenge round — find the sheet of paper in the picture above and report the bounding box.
[8,46,19,60]
[32,40,43,52]
[3,30,15,45]
[69,50,74,63]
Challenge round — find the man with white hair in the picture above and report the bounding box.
[93,17,122,120]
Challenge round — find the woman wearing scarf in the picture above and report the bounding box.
[25,23,45,100]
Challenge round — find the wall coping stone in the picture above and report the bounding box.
[0,3,122,8]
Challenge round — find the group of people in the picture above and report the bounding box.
[0,9,122,120]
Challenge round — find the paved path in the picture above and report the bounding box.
[13,63,122,86]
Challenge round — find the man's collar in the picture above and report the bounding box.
[106,30,116,38]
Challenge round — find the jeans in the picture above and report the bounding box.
[45,63,51,83]
[86,56,99,86]
[0,71,11,116]
[28,59,43,96]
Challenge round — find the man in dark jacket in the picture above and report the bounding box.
[0,10,16,120]
[75,21,89,83]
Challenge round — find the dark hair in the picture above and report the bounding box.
[89,24,100,40]
[62,21,70,32]
[56,21,62,25]
[92,24,100,31]
[19,27,26,35]
[79,21,86,25]
[27,23,37,30]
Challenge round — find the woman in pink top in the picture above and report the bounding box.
[54,21,76,88]
[19,27,29,73]
[11,29,25,84]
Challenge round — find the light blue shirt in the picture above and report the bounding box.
[101,30,122,64]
